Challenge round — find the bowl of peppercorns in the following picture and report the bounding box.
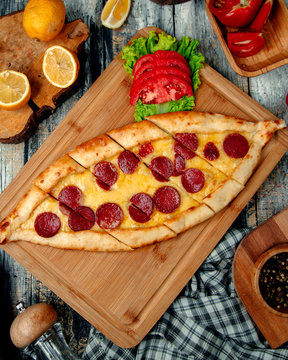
[252,244,288,317]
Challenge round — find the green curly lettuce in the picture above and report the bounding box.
[134,96,195,122]
[121,31,204,121]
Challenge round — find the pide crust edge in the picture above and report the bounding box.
[0,111,285,251]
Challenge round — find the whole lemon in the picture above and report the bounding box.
[23,0,66,42]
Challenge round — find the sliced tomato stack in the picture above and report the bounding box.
[130,50,193,106]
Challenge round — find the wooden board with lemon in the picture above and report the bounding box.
[0,0,89,143]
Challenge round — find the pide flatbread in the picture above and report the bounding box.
[148,111,284,184]
[0,186,131,252]
[108,120,244,212]
[0,111,285,252]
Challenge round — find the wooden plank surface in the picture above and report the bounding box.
[0,0,287,358]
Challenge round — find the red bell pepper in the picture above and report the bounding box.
[227,31,265,57]
[209,0,264,28]
[250,0,274,31]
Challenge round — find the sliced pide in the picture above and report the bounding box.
[68,134,214,246]
[107,120,244,213]
[146,111,286,185]
[1,111,284,252]
[0,186,131,252]
[35,152,176,248]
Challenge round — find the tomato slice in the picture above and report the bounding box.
[132,50,190,77]
[153,50,187,59]
[134,57,191,80]
[134,65,191,84]
[130,74,193,105]
[133,54,154,76]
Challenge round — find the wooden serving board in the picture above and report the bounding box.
[0,27,287,348]
[233,208,288,348]
[0,11,89,143]
[205,0,288,77]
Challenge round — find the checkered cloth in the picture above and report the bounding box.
[82,228,288,360]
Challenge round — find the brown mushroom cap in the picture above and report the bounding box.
[10,303,58,348]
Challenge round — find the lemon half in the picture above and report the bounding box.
[101,0,131,29]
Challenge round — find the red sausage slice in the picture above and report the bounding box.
[150,156,174,180]
[172,153,185,176]
[174,141,196,160]
[35,212,61,238]
[59,203,72,217]
[118,150,139,174]
[153,186,181,213]
[68,206,95,232]
[96,203,123,229]
[203,142,220,161]
[130,193,154,216]
[138,142,154,158]
[151,170,169,182]
[93,161,118,189]
[58,186,82,214]
[96,178,111,191]
[175,133,198,151]
[223,133,249,158]
[181,168,205,193]
[129,205,151,223]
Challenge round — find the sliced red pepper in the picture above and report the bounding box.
[227,31,265,57]
[209,0,239,16]
[209,0,263,28]
[250,0,273,32]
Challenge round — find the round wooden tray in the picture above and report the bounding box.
[232,207,288,349]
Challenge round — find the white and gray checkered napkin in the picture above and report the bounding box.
[82,228,288,360]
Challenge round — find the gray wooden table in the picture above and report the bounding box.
[0,0,287,359]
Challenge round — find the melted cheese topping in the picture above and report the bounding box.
[133,138,174,163]
[19,197,97,233]
[172,156,227,202]
[195,131,253,176]
[50,162,199,230]
[132,138,228,203]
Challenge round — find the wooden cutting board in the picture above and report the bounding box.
[0,27,287,348]
[0,11,89,143]
[233,208,288,348]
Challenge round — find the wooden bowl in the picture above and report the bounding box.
[205,0,288,77]
[233,207,288,348]
[252,244,288,317]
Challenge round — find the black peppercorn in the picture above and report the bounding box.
[259,252,288,313]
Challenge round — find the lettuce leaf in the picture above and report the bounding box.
[134,96,195,122]
[121,31,204,121]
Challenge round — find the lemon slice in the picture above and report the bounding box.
[0,70,31,111]
[101,0,131,29]
[43,45,80,88]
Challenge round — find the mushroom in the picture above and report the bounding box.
[10,303,57,348]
